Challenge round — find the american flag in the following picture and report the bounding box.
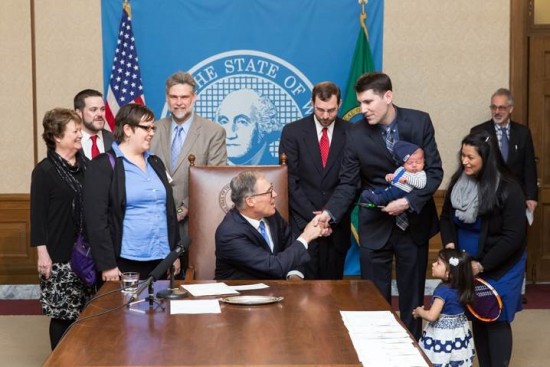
[105,1,145,131]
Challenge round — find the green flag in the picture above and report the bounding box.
[341,13,376,122]
[342,10,376,276]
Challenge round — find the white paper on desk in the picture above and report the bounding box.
[229,283,269,291]
[181,283,240,297]
[170,299,221,314]
[526,208,534,226]
[341,310,397,325]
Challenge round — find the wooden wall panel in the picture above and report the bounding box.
[0,195,37,284]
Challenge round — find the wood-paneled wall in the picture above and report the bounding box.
[0,195,37,284]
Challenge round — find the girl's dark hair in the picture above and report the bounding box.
[439,248,475,305]
[447,131,517,214]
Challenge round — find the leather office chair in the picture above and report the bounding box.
[185,154,288,280]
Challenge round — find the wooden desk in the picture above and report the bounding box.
[43,280,429,366]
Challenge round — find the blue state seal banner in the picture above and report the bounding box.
[101,0,383,165]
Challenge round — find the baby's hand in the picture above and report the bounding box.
[398,177,407,183]
[385,173,394,182]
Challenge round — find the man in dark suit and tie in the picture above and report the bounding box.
[74,89,114,159]
[215,170,327,280]
[279,81,352,279]
[314,73,443,339]
[470,88,538,214]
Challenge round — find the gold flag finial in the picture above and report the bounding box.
[123,0,131,19]
[358,0,369,40]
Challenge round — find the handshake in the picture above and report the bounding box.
[299,211,333,243]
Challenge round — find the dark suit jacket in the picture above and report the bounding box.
[471,120,538,201]
[325,106,443,250]
[83,151,180,272]
[101,129,114,151]
[440,179,526,279]
[279,115,352,253]
[215,208,310,280]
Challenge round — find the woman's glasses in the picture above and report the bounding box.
[136,124,157,133]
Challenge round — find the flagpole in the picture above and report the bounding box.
[104,0,146,130]
[123,0,131,19]
[359,0,369,39]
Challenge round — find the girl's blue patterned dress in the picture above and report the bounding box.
[419,283,475,367]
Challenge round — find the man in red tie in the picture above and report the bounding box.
[279,82,352,279]
[74,89,114,159]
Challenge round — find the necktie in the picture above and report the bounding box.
[171,125,184,170]
[396,213,409,231]
[384,127,394,152]
[500,127,509,162]
[90,135,100,159]
[258,220,272,251]
[319,127,329,167]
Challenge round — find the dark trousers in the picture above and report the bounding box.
[117,258,163,280]
[304,236,347,280]
[360,226,428,340]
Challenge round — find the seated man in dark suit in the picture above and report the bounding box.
[215,170,328,280]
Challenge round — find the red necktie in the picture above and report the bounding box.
[90,135,100,159]
[319,127,329,167]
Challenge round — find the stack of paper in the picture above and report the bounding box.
[340,311,429,367]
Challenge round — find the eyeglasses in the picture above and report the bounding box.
[489,105,510,112]
[249,185,274,198]
[136,124,157,132]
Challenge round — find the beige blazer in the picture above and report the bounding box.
[151,113,227,209]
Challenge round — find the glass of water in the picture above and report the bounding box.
[121,272,139,294]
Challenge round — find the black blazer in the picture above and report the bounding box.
[471,120,538,201]
[215,208,310,280]
[440,179,526,279]
[83,151,180,272]
[325,106,443,250]
[279,115,352,253]
[101,129,115,151]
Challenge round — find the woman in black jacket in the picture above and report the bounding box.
[83,104,180,282]
[440,131,526,367]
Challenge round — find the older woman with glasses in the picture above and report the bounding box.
[214,170,328,280]
[31,108,94,349]
[83,103,180,282]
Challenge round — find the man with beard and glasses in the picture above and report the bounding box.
[151,71,227,273]
[74,89,114,160]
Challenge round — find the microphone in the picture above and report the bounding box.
[129,237,189,302]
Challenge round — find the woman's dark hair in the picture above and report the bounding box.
[447,131,516,214]
[439,248,475,305]
[113,103,155,143]
[42,108,82,150]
